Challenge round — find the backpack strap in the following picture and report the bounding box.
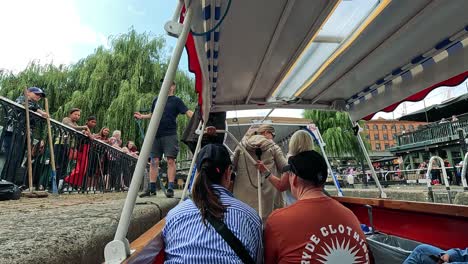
[206,214,256,264]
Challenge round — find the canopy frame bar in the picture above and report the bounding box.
[104,3,192,262]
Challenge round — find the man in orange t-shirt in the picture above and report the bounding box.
[264,150,370,264]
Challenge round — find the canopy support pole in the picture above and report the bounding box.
[180,121,206,202]
[461,152,468,191]
[350,118,387,198]
[261,108,275,122]
[104,5,193,263]
[304,126,343,196]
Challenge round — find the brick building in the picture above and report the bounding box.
[363,118,427,151]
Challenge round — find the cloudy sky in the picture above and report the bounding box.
[0,0,465,120]
[0,0,181,72]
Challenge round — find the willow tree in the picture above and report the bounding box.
[0,29,197,160]
[303,110,369,161]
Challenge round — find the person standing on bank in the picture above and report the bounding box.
[134,80,193,198]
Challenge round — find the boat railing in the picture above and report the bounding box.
[425,156,452,203]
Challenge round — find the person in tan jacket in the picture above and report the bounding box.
[233,124,287,222]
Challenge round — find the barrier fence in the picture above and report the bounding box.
[0,96,138,193]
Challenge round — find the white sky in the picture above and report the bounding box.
[0,0,107,73]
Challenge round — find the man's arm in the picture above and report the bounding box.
[36,109,49,118]
[185,110,194,118]
[134,112,152,119]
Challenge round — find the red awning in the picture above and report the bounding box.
[363,70,468,120]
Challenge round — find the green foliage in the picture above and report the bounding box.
[303,110,370,160]
[0,29,197,159]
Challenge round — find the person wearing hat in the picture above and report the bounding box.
[15,87,48,118]
[232,123,287,222]
[264,150,370,263]
[134,80,193,198]
[0,87,48,185]
[162,144,262,263]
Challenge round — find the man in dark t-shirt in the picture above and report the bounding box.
[134,81,193,198]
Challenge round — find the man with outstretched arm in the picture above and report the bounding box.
[134,80,193,198]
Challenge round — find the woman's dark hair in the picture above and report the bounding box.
[192,159,229,224]
[69,108,81,115]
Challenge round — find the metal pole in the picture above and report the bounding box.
[460,152,468,191]
[261,108,275,122]
[23,88,34,192]
[304,126,343,196]
[356,130,387,198]
[180,121,205,202]
[104,6,193,263]
[349,116,387,198]
[423,99,429,123]
[425,156,452,203]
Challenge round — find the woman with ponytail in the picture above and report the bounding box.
[162,144,262,263]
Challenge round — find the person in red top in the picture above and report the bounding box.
[264,150,370,264]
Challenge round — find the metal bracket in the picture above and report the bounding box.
[104,239,130,264]
[165,21,184,38]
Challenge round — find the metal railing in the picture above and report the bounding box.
[0,96,138,193]
[395,114,468,147]
[425,156,452,203]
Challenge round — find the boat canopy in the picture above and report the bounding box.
[182,0,468,122]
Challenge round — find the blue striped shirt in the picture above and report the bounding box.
[162,184,263,264]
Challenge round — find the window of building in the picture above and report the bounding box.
[383,134,388,140]
[391,124,396,130]
[382,124,387,130]
[384,144,389,149]
[366,134,370,139]
[409,125,414,130]
[393,134,397,139]
[373,125,378,130]
[375,143,381,150]
[366,125,369,130]
[374,134,379,140]
[400,125,405,130]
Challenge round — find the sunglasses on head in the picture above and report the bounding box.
[281,163,297,174]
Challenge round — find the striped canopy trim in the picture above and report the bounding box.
[202,0,222,106]
[347,26,468,110]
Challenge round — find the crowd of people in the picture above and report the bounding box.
[3,87,141,192]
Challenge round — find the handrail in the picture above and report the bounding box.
[395,115,468,147]
[0,96,138,194]
[461,152,468,191]
[425,156,452,203]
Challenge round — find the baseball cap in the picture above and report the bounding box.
[196,144,232,171]
[283,150,328,186]
[28,87,46,97]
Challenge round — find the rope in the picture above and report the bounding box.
[191,0,232,36]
